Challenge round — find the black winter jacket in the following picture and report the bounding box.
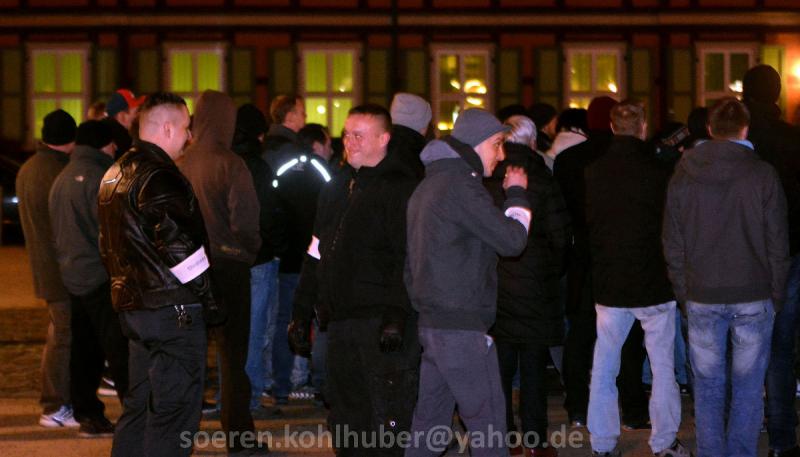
[388,124,426,180]
[747,100,800,256]
[98,140,218,313]
[292,153,417,327]
[585,135,674,308]
[663,140,789,309]
[487,142,571,344]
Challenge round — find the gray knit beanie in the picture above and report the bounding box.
[451,109,510,147]
[390,93,432,133]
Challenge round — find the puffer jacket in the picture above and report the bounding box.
[98,140,218,313]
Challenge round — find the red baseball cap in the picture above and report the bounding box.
[106,89,146,117]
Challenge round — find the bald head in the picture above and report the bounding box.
[137,92,190,160]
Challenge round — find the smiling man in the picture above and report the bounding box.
[289,104,420,456]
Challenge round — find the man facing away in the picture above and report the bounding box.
[289,104,420,456]
[98,92,219,457]
[178,89,263,455]
[663,97,789,457]
[584,100,688,457]
[17,109,78,429]
[404,108,531,457]
[102,88,145,157]
[49,120,128,438]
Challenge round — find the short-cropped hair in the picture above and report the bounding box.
[610,100,646,136]
[348,104,392,133]
[504,115,537,150]
[708,97,750,139]
[270,95,303,124]
[298,123,329,149]
[138,92,186,116]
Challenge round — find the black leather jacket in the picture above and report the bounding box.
[98,140,219,314]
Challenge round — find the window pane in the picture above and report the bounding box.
[439,55,459,94]
[305,52,327,93]
[568,97,592,109]
[33,53,56,93]
[60,98,83,124]
[729,53,750,94]
[570,53,591,92]
[331,97,352,137]
[595,53,618,94]
[305,97,328,127]
[464,55,487,95]
[170,52,194,93]
[197,52,221,92]
[332,52,353,94]
[184,97,195,115]
[33,99,58,139]
[704,53,725,92]
[437,100,461,133]
[60,52,83,93]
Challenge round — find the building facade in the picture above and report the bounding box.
[1,0,800,146]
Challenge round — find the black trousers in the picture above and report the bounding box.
[326,317,421,457]
[496,341,550,444]
[70,281,129,422]
[112,304,206,457]
[210,258,255,452]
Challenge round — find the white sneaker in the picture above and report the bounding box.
[39,405,80,428]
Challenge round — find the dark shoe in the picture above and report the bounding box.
[768,446,800,457]
[78,417,114,438]
[621,420,651,431]
[273,396,288,406]
[592,449,621,457]
[202,401,220,420]
[655,439,691,457]
[530,445,558,457]
[250,405,284,420]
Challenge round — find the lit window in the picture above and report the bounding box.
[300,45,361,136]
[565,44,625,109]
[29,45,89,141]
[696,44,758,107]
[165,44,226,113]
[432,46,492,133]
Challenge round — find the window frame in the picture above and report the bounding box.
[430,43,494,133]
[298,42,362,136]
[163,42,227,110]
[26,43,90,145]
[563,43,627,109]
[696,42,759,106]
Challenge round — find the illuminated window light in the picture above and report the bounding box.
[607,83,618,94]
[728,80,743,93]
[450,79,461,90]
[464,79,487,94]
[466,97,484,106]
[316,105,326,115]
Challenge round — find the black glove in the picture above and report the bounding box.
[288,319,311,358]
[379,320,404,353]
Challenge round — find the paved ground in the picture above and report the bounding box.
[0,246,782,456]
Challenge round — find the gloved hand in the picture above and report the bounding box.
[379,320,404,353]
[288,319,311,358]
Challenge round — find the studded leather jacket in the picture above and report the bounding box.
[98,140,220,316]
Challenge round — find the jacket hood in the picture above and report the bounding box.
[71,144,114,166]
[191,90,236,149]
[679,140,761,184]
[420,139,461,164]
[547,130,587,158]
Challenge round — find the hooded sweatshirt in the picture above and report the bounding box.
[178,90,262,265]
[663,139,790,309]
[405,137,530,332]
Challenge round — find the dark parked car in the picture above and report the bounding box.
[0,140,27,245]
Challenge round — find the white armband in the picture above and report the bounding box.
[504,206,532,233]
[307,236,321,260]
[169,246,210,284]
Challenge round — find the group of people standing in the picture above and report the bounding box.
[13,62,800,457]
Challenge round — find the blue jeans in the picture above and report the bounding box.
[767,254,800,452]
[244,258,279,410]
[642,309,690,385]
[688,300,775,457]
[588,301,680,454]
[272,272,299,400]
